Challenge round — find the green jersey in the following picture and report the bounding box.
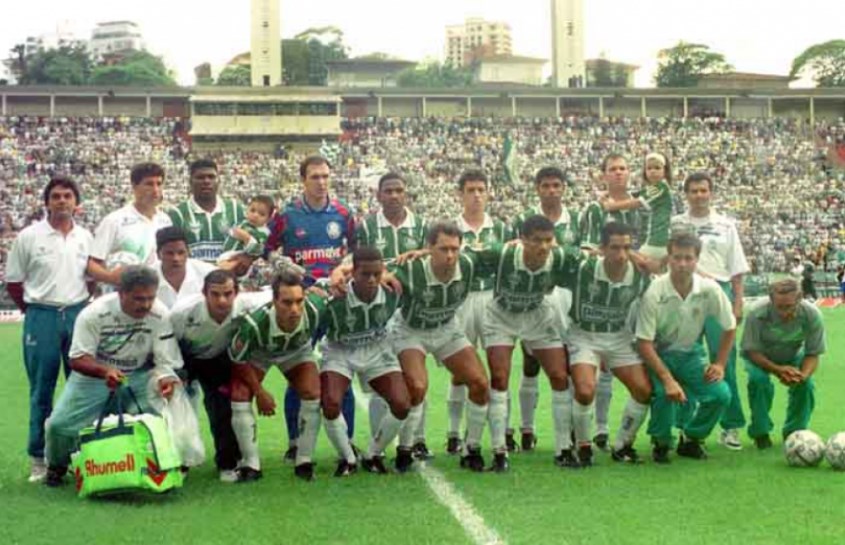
[222,220,270,257]
[168,198,246,262]
[484,244,581,314]
[322,285,401,347]
[228,295,325,364]
[741,299,826,363]
[355,210,426,259]
[567,255,649,333]
[514,206,580,248]
[638,181,673,248]
[456,214,513,292]
[391,254,478,330]
[579,200,643,249]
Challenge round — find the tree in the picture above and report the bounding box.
[194,62,213,86]
[396,60,474,88]
[14,44,93,85]
[589,58,615,87]
[654,41,732,87]
[216,64,251,86]
[790,40,845,87]
[89,50,176,86]
[5,44,27,82]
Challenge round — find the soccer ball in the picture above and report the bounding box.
[824,432,845,470]
[784,430,825,467]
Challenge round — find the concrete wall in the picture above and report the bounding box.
[471,97,514,117]
[55,96,99,116]
[729,98,769,119]
[603,97,641,117]
[478,63,544,86]
[516,96,557,117]
[560,98,598,116]
[6,96,50,115]
[772,99,811,120]
[425,98,468,117]
[382,97,421,117]
[645,98,683,118]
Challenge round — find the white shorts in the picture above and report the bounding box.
[456,290,493,347]
[320,339,400,386]
[550,286,573,340]
[568,327,642,370]
[390,316,471,363]
[246,344,317,374]
[483,298,563,352]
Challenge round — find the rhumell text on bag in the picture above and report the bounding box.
[85,454,136,476]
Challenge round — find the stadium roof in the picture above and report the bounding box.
[700,72,796,81]
[325,58,416,70]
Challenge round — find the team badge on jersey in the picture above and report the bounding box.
[421,288,436,306]
[450,282,466,300]
[345,312,358,331]
[326,221,342,240]
[187,220,201,238]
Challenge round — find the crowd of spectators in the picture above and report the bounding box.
[2,114,845,301]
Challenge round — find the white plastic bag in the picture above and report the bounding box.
[147,371,206,467]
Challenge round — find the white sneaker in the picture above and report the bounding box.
[219,469,239,483]
[719,429,743,451]
[28,457,47,483]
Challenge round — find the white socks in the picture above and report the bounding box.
[519,375,539,431]
[595,370,614,435]
[295,399,321,466]
[488,389,509,453]
[369,411,405,458]
[447,384,468,438]
[464,399,488,450]
[231,401,260,470]
[325,415,356,464]
[398,404,424,449]
[614,398,649,451]
[552,389,574,453]
[369,395,389,439]
[573,400,595,446]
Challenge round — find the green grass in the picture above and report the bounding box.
[1,312,845,545]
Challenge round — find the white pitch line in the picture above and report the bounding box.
[353,390,506,545]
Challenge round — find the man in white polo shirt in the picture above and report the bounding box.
[637,232,735,463]
[170,269,270,482]
[5,177,93,482]
[87,162,172,287]
[670,171,749,450]
[154,226,216,309]
[43,266,182,487]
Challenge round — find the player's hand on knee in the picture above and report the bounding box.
[664,378,686,403]
[257,389,277,416]
[158,377,179,399]
[704,364,725,383]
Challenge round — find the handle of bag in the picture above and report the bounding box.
[93,384,144,435]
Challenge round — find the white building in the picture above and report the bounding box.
[251,0,282,87]
[475,55,547,86]
[445,17,512,68]
[89,21,145,59]
[551,0,585,88]
[24,20,83,56]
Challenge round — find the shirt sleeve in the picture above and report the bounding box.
[803,305,826,356]
[69,308,100,360]
[166,206,183,228]
[579,203,603,249]
[464,243,502,277]
[90,214,117,261]
[228,320,255,364]
[640,181,670,210]
[635,286,659,341]
[4,232,28,282]
[553,247,584,289]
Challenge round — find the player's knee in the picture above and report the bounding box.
[631,382,652,404]
[322,397,342,420]
[389,397,411,420]
[229,379,252,402]
[574,383,595,405]
[406,379,427,406]
[299,385,320,401]
[713,383,732,407]
[467,375,490,405]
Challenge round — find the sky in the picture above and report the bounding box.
[0,0,841,86]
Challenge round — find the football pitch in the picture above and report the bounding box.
[1,312,844,545]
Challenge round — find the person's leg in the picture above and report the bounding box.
[645,366,676,455]
[441,347,489,464]
[594,368,614,445]
[321,371,355,466]
[446,376,467,447]
[533,346,573,463]
[611,363,652,455]
[284,386,300,445]
[45,374,111,472]
[285,361,322,475]
[486,346,514,458]
[368,371,411,458]
[230,364,266,474]
[744,358,775,441]
[396,349,428,471]
[676,355,732,445]
[570,363,597,453]
[341,386,356,439]
[709,283,745,437]
[519,342,541,441]
[23,307,63,462]
[783,361,815,439]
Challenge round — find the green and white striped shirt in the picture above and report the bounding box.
[579,200,642,249]
[638,181,673,248]
[456,214,513,292]
[323,284,401,347]
[567,255,649,333]
[514,206,580,248]
[391,254,477,330]
[167,197,246,262]
[228,295,324,364]
[355,210,426,259]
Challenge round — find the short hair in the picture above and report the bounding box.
[534,166,565,186]
[684,171,713,193]
[426,220,463,247]
[118,265,159,293]
[271,269,305,299]
[769,278,802,299]
[600,221,635,246]
[667,232,702,256]
[601,153,627,173]
[299,155,331,179]
[521,215,555,238]
[43,176,81,206]
[377,172,405,192]
[203,269,238,293]
[353,246,383,268]
[130,162,165,186]
[189,158,218,176]
[249,194,276,215]
[457,169,488,191]
[156,226,188,251]
[643,152,672,184]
